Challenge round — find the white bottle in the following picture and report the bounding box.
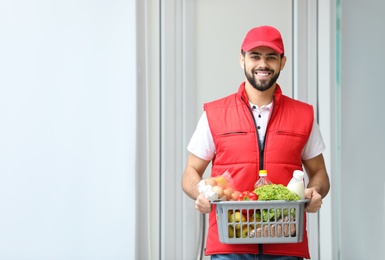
[287,170,305,199]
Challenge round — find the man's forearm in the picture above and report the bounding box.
[307,169,330,198]
[182,167,202,200]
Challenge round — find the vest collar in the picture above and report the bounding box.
[237,82,283,105]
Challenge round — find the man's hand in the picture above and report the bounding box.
[195,193,212,214]
[304,187,323,213]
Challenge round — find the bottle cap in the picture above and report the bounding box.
[259,169,267,176]
[293,170,304,179]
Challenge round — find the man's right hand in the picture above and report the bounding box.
[195,193,212,214]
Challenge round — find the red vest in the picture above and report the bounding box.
[204,83,313,258]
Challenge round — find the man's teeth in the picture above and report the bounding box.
[257,72,269,76]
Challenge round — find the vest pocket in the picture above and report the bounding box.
[214,131,257,162]
[275,130,306,138]
[217,131,248,136]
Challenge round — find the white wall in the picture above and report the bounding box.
[340,0,385,259]
[0,1,137,259]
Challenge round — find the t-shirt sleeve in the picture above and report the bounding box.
[187,112,215,161]
[302,120,326,160]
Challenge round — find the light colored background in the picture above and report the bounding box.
[0,0,384,260]
[195,0,293,114]
[340,0,385,259]
[0,1,136,259]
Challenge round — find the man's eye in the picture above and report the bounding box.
[268,56,277,60]
[251,56,259,59]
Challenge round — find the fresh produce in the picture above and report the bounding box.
[228,225,235,238]
[237,191,258,215]
[254,184,300,201]
[199,172,236,201]
[225,184,301,239]
[237,191,258,201]
[228,211,246,230]
[213,175,229,188]
[248,217,297,238]
[254,207,296,222]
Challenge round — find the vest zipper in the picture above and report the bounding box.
[263,95,275,167]
[242,96,276,170]
[242,98,264,170]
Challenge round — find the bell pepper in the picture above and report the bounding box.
[238,191,258,201]
[238,191,258,216]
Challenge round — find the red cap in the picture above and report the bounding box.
[241,26,284,54]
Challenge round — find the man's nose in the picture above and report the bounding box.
[258,57,268,67]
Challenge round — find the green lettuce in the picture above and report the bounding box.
[253,184,300,222]
[254,208,297,222]
[254,184,300,201]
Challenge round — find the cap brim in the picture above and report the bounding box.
[242,41,283,54]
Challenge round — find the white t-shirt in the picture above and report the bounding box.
[187,103,325,161]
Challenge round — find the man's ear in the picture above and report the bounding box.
[240,53,245,69]
[280,56,287,71]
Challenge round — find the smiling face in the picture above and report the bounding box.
[240,46,286,92]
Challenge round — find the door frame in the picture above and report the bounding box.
[137,0,338,259]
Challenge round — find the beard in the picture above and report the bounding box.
[244,67,280,92]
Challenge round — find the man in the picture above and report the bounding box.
[182,25,330,259]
